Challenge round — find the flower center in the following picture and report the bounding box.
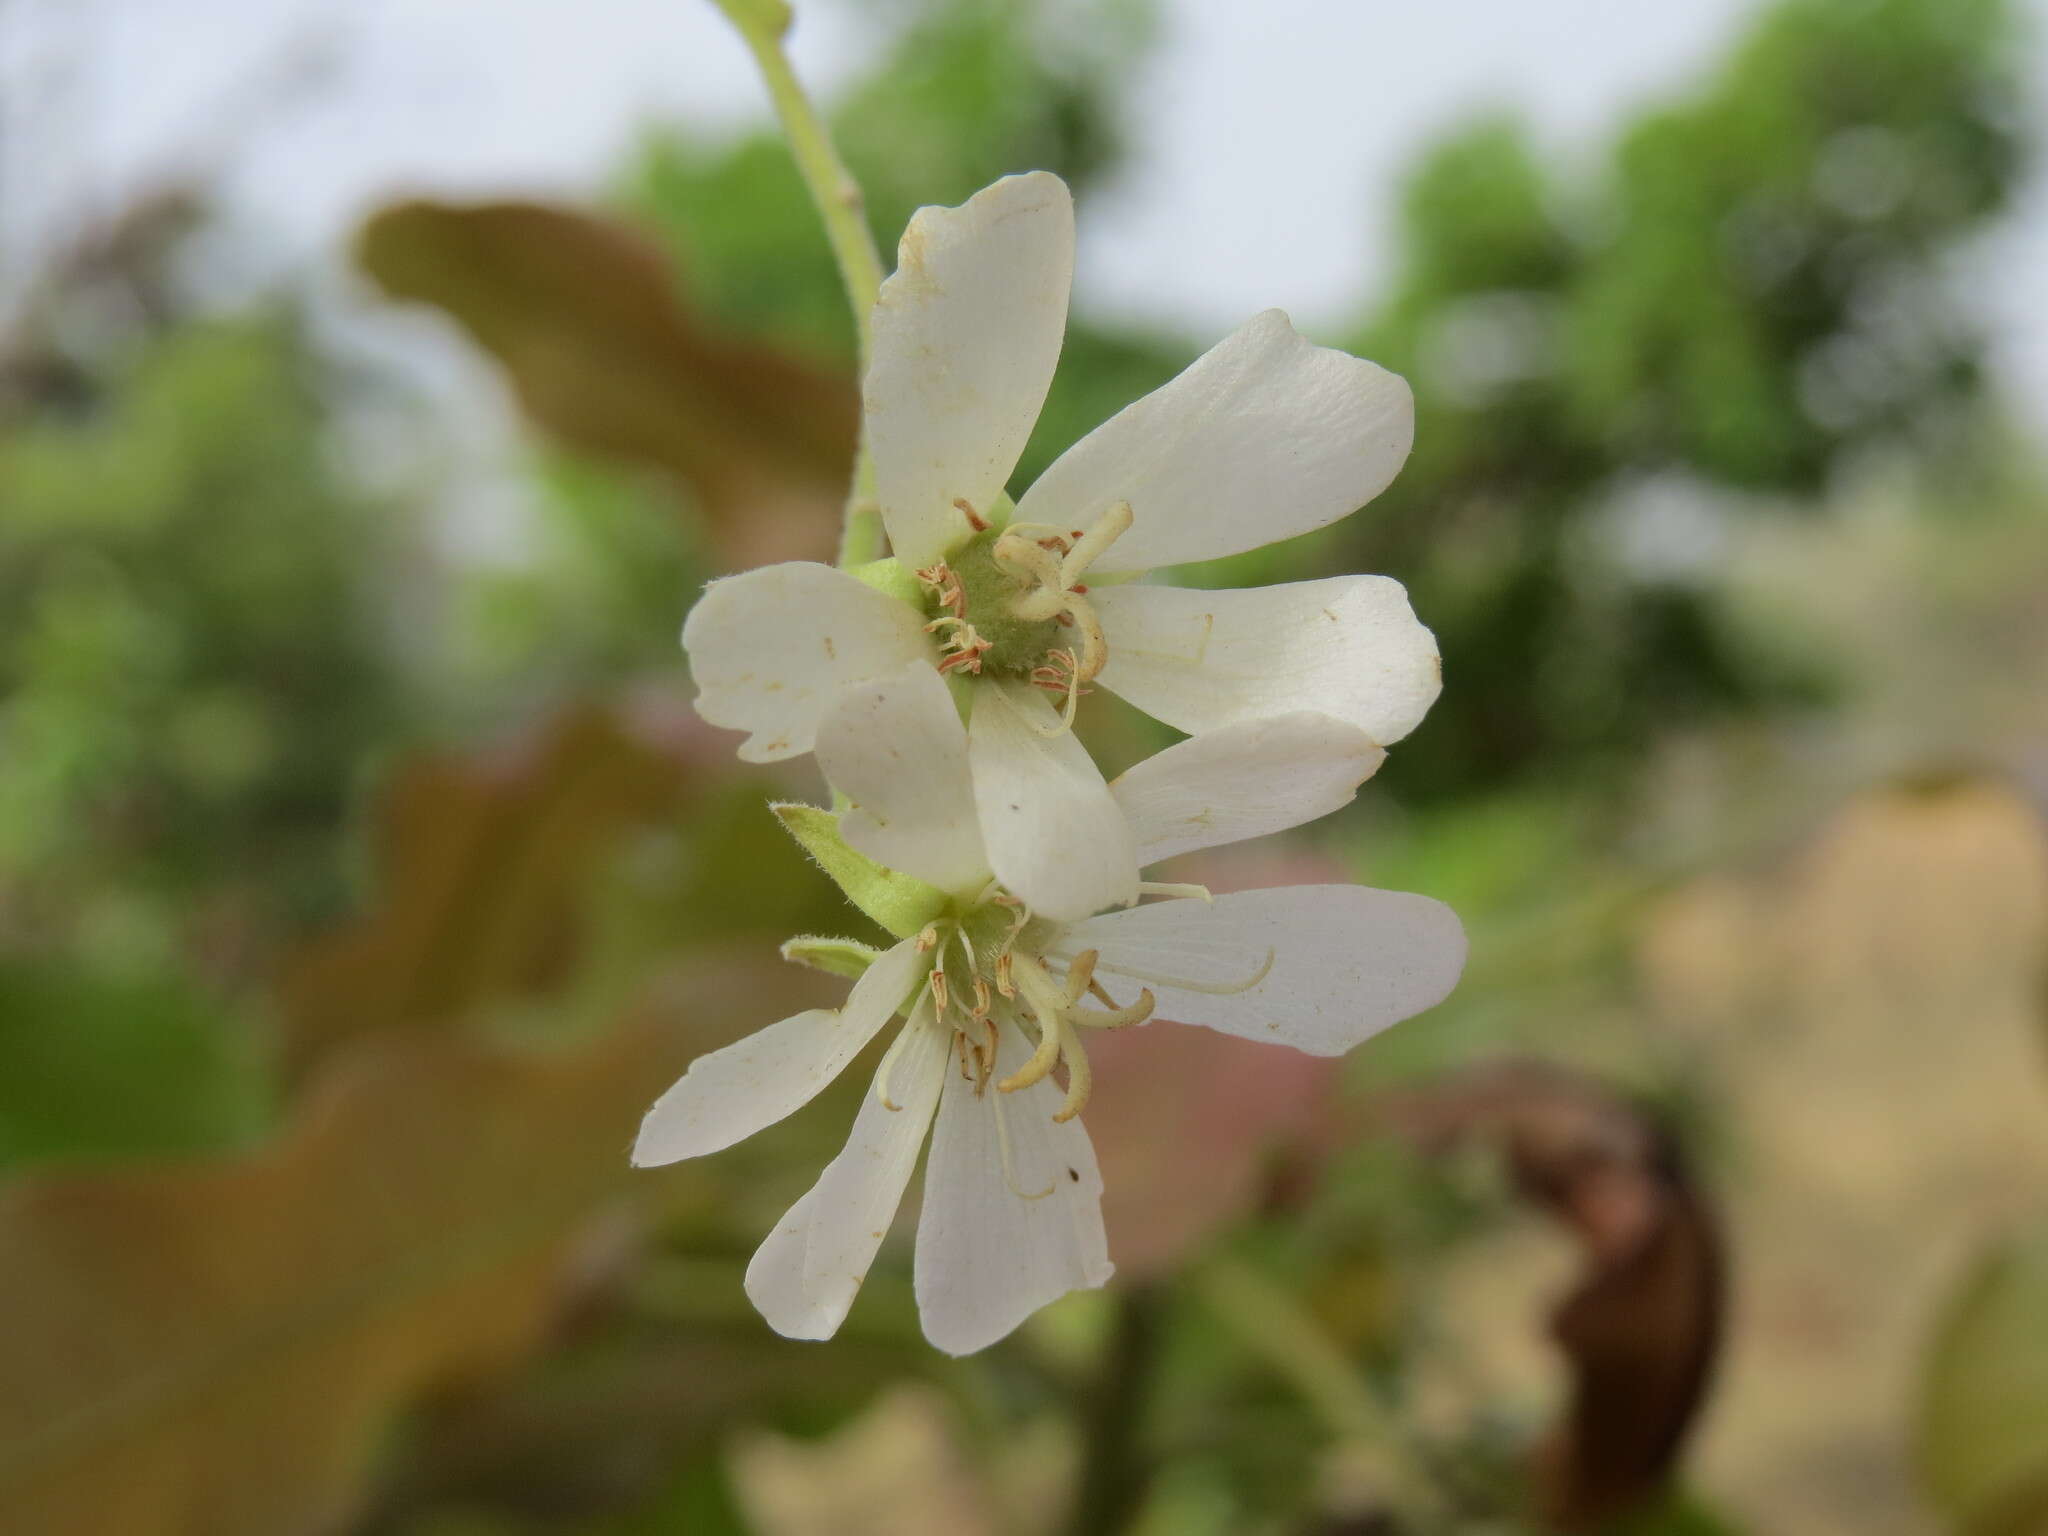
[877,890,1155,1146]
[915,501,1133,734]
[871,883,1274,1196]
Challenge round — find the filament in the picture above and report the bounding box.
[1093,946,1277,996]
[1136,881,1213,902]
[990,1083,1055,1200]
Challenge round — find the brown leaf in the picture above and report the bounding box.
[280,705,691,1075]
[356,199,856,564]
[0,1014,699,1536]
[1387,1060,1725,1531]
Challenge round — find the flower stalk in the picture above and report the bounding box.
[704,0,887,567]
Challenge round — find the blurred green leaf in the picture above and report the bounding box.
[0,314,404,950]
[0,960,270,1173]
[357,201,857,562]
[1918,1224,2048,1535]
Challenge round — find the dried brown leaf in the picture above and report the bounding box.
[0,1015,698,1536]
[1388,1060,1725,1531]
[281,705,690,1074]
[356,199,856,564]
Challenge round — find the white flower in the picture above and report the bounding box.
[633,664,1466,1354]
[682,170,1439,924]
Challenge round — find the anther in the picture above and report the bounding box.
[952,496,990,532]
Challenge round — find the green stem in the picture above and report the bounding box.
[705,0,888,568]
[1062,1286,1163,1536]
[1191,1255,1394,1444]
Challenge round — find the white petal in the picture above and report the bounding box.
[1055,886,1466,1056]
[631,937,924,1166]
[744,1007,951,1341]
[1111,713,1386,867]
[866,172,1075,569]
[681,562,932,763]
[802,1008,950,1309]
[815,664,990,897]
[914,1023,1112,1355]
[1016,309,1412,574]
[1094,576,1441,746]
[967,680,1138,922]
[742,1188,825,1337]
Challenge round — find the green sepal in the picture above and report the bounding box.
[848,557,925,610]
[780,935,883,980]
[771,803,950,939]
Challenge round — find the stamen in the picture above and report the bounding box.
[979,1015,1000,1082]
[971,1024,994,1094]
[992,532,1065,598]
[1024,649,1085,736]
[1072,988,1155,1031]
[1095,946,1278,996]
[1137,880,1213,902]
[1064,592,1108,681]
[990,1085,1055,1200]
[952,496,990,533]
[997,1013,1061,1095]
[933,625,991,675]
[999,963,1070,1094]
[1060,501,1132,588]
[1052,1018,1091,1123]
[873,991,934,1111]
[915,562,964,614]
[1061,948,1099,1004]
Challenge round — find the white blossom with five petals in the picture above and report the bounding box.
[682,171,1439,924]
[632,664,1466,1354]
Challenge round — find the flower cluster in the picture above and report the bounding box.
[634,172,1467,1355]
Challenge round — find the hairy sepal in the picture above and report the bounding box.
[772,803,951,939]
[780,935,884,980]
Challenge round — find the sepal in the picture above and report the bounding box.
[772,803,951,939]
[780,935,883,980]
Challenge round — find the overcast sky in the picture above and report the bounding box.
[4,0,2045,424]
